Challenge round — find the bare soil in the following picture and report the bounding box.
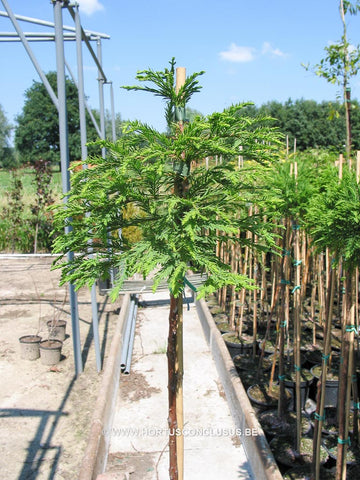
[0,256,122,479]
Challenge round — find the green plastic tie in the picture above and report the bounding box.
[278,375,286,381]
[282,249,291,257]
[346,325,357,334]
[293,260,302,266]
[292,224,300,231]
[322,353,330,363]
[183,276,197,292]
[281,279,290,285]
[280,320,287,328]
[175,106,186,122]
[338,437,351,445]
[291,285,301,294]
[314,413,325,421]
[354,402,360,409]
[352,374,358,382]
[294,364,301,372]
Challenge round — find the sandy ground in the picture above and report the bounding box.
[0,256,122,480]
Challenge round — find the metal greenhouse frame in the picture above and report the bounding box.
[0,0,116,376]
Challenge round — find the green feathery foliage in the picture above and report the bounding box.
[263,150,336,222]
[51,59,282,299]
[306,166,360,272]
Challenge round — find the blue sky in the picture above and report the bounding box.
[1,0,359,135]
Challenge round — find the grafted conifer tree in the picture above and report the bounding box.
[51,58,282,479]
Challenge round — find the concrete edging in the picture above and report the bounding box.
[79,293,131,480]
[196,298,283,480]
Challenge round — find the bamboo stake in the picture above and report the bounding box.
[293,219,302,452]
[172,66,186,480]
[277,219,291,418]
[229,234,240,330]
[338,153,344,180]
[313,265,335,480]
[253,234,258,357]
[336,271,355,480]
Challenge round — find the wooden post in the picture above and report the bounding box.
[173,65,186,480]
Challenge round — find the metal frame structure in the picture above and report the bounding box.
[0,0,116,375]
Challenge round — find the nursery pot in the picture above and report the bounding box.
[19,335,42,361]
[283,465,335,480]
[284,369,314,412]
[47,320,67,342]
[310,364,339,408]
[222,332,255,358]
[310,406,355,436]
[247,383,292,410]
[258,409,312,441]
[323,434,360,466]
[269,436,328,469]
[39,340,63,365]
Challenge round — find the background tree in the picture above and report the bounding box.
[0,104,15,168]
[14,72,100,168]
[304,0,360,158]
[241,99,350,152]
[52,58,282,479]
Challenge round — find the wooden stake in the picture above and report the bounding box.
[169,66,186,480]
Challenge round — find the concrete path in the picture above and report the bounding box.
[104,291,254,479]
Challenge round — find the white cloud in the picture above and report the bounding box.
[78,0,104,16]
[262,41,287,58]
[219,43,256,63]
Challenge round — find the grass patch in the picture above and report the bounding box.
[0,167,62,209]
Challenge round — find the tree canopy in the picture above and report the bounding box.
[239,98,360,152]
[51,59,282,299]
[14,72,100,167]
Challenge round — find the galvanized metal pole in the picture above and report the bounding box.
[97,37,106,153]
[74,4,87,160]
[109,82,116,142]
[53,0,83,376]
[64,59,102,137]
[74,3,102,372]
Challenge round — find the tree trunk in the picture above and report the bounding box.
[167,293,179,480]
[167,293,184,480]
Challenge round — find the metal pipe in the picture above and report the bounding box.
[74,3,87,162]
[123,298,138,375]
[120,297,136,369]
[64,59,102,137]
[66,5,108,82]
[0,36,83,42]
[0,9,110,37]
[109,82,116,142]
[74,3,101,373]
[1,0,59,109]
[53,0,82,376]
[97,37,106,150]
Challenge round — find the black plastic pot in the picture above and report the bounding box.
[270,436,328,469]
[284,369,314,412]
[247,383,292,411]
[222,332,255,358]
[258,409,312,440]
[310,364,339,408]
